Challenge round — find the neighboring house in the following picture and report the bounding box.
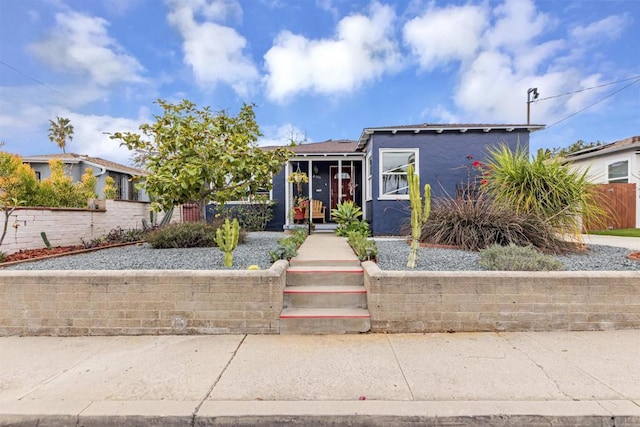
[267,123,543,235]
[563,135,640,228]
[22,153,150,202]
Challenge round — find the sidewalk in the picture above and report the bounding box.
[581,234,640,250]
[2,331,639,425]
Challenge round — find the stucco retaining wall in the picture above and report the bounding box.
[0,261,287,336]
[362,262,640,333]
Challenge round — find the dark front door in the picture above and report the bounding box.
[330,166,353,210]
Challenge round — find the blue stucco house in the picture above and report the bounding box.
[267,123,544,235]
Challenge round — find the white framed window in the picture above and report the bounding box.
[366,153,372,201]
[607,160,628,183]
[379,149,418,199]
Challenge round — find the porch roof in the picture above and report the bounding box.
[290,140,359,154]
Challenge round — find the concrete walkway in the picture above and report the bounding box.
[1,331,639,425]
[581,234,640,250]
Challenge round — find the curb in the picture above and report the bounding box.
[3,400,640,426]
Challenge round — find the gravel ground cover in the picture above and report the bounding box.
[374,238,640,271]
[3,232,639,271]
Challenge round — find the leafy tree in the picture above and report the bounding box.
[48,116,74,153]
[36,159,88,207]
[112,99,292,221]
[0,151,37,247]
[103,176,117,199]
[544,140,604,159]
[79,168,98,201]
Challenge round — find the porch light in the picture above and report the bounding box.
[334,172,351,179]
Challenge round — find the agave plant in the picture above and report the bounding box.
[331,200,362,225]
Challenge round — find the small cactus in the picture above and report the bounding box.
[40,232,52,250]
[407,165,431,268]
[215,218,240,267]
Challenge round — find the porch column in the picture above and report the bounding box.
[338,159,343,204]
[307,159,313,202]
[285,162,291,226]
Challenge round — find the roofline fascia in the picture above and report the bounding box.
[356,125,545,150]
[22,156,147,177]
[564,142,640,162]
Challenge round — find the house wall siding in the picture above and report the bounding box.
[367,130,530,235]
[568,151,640,227]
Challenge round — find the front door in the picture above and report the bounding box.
[330,166,353,210]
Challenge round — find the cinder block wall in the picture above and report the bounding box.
[1,201,174,254]
[0,261,287,336]
[362,262,640,333]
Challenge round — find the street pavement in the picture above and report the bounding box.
[1,331,640,425]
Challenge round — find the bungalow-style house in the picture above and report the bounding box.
[267,123,544,235]
[22,153,149,202]
[563,136,640,229]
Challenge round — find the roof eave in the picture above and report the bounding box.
[565,141,640,162]
[356,125,545,150]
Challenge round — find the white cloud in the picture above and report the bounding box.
[484,0,549,52]
[403,4,488,71]
[65,111,149,166]
[408,0,618,126]
[258,124,310,147]
[420,104,461,124]
[570,14,630,42]
[166,0,258,95]
[263,2,402,102]
[29,12,145,86]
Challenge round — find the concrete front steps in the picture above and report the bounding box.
[280,263,371,334]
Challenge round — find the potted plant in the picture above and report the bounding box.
[292,196,309,223]
[287,171,309,195]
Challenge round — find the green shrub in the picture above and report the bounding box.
[479,244,564,271]
[145,222,217,248]
[215,197,275,231]
[106,226,144,243]
[269,228,308,262]
[346,231,378,261]
[483,145,603,238]
[419,196,569,253]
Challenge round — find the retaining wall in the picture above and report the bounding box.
[362,262,640,333]
[0,261,287,336]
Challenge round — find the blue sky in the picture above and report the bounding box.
[1,0,638,166]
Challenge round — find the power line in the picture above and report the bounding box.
[545,77,640,130]
[0,60,65,97]
[536,75,640,102]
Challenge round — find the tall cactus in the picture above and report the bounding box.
[407,164,431,268]
[215,218,240,267]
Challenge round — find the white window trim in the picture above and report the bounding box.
[378,148,418,200]
[607,159,629,183]
[366,152,373,201]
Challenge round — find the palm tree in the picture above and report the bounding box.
[48,117,74,153]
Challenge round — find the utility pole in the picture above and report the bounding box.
[527,88,539,125]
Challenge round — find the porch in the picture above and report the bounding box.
[284,156,364,229]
